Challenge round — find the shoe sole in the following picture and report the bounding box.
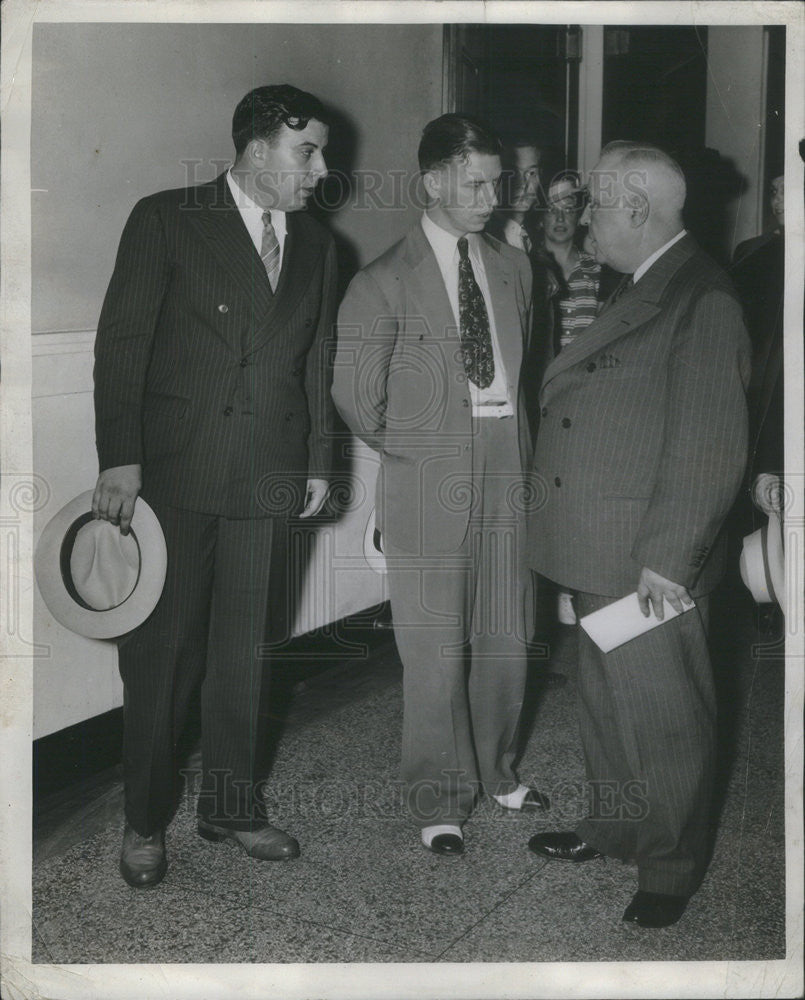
[421,842,465,858]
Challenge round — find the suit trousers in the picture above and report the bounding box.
[385,416,532,826]
[574,592,715,897]
[117,500,289,835]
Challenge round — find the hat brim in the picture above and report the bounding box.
[362,506,387,575]
[740,511,786,610]
[35,491,167,639]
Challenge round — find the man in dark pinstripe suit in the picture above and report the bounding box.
[527,142,751,927]
[92,86,337,887]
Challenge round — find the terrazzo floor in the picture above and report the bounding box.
[32,584,788,966]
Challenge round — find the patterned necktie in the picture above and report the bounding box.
[521,227,532,255]
[261,209,281,292]
[457,237,495,389]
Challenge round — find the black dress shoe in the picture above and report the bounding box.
[425,833,465,857]
[527,831,603,862]
[519,788,551,811]
[119,823,167,888]
[197,820,300,860]
[495,788,551,812]
[622,890,688,928]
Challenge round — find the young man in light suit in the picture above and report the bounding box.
[333,114,549,857]
[93,85,337,887]
[527,142,751,927]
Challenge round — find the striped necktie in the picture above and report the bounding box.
[457,236,495,389]
[261,210,281,292]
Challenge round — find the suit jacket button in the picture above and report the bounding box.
[292,366,303,376]
[223,406,233,416]
[541,407,548,418]
[462,399,469,407]
[240,358,249,367]
[554,476,561,487]
[562,417,571,428]
[586,362,596,372]
[218,304,229,313]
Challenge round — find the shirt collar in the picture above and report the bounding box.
[421,211,477,264]
[226,169,287,236]
[633,229,686,284]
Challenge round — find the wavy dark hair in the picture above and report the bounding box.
[418,113,502,172]
[232,85,329,156]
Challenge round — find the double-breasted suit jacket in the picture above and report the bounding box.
[530,234,751,599]
[95,172,337,518]
[333,223,533,556]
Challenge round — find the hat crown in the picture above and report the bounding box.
[70,520,140,611]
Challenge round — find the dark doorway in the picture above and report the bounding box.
[444,24,581,169]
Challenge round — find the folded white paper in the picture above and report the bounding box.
[578,591,695,653]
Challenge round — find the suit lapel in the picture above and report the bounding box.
[186,173,273,319]
[185,175,327,355]
[541,234,697,390]
[402,224,460,345]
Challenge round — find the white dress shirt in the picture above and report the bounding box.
[420,212,512,416]
[501,217,530,253]
[226,169,288,273]
[633,229,687,284]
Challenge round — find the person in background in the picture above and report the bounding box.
[487,138,561,441]
[730,170,785,628]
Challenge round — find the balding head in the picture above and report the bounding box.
[582,141,687,272]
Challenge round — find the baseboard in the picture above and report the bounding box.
[33,602,392,805]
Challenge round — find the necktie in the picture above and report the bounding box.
[457,237,495,389]
[261,210,281,292]
[521,227,532,255]
[604,273,633,311]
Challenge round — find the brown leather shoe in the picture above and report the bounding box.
[119,823,167,888]
[197,820,300,860]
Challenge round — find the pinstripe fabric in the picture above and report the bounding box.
[528,236,750,897]
[529,236,751,598]
[574,592,714,897]
[118,502,288,833]
[96,173,337,835]
[94,173,338,517]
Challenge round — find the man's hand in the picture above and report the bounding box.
[298,478,329,519]
[637,566,693,620]
[752,473,784,517]
[92,464,142,535]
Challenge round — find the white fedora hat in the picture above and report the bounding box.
[739,510,786,610]
[362,505,386,575]
[35,490,167,639]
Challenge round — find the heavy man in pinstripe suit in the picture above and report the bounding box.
[527,143,751,927]
[92,86,337,887]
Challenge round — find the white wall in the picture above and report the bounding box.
[31,22,442,738]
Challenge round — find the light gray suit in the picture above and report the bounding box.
[333,222,535,825]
